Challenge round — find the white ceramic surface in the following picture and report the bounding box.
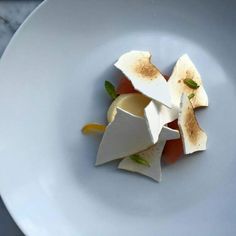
[0,0,236,235]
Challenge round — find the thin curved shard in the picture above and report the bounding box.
[118,141,166,182]
[118,126,179,182]
[178,94,207,154]
[114,51,171,107]
[96,108,153,165]
[168,54,208,108]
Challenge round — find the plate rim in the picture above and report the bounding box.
[0,1,48,235]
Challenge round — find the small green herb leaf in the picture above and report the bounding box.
[104,80,117,99]
[130,154,150,167]
[188,93,195,100]
[184,78,200,89]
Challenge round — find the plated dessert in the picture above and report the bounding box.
[82,51,208,182]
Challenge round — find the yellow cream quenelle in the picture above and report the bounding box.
[107,93,151,123]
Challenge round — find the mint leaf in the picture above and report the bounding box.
[184,78,200,89]
[130,154,150,167]
[188,93,195,100]
[104,80,117,99]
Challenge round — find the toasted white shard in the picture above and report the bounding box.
[178,94,207,154]
[96,108,153,165]
[114,51,171,107]
[118,127,180,182]
[168,54,208,108]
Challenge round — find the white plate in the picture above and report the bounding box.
[0,0,236,235]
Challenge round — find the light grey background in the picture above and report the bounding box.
[0,2,42,235]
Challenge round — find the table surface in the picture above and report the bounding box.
[0,2,42,235]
